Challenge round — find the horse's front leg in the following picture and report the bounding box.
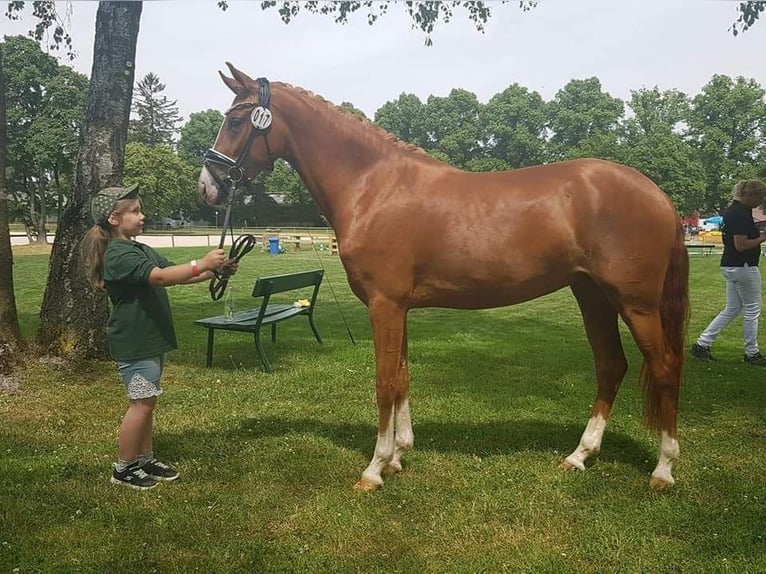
[384,321,413,476]
[354,298,408,491]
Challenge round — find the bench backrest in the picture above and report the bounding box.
[252,269,324,298]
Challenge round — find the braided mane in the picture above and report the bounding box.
[278,82,433,158]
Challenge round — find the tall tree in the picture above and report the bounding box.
[177,109,224,164]
[687,74,766,211]
[620,88,705,214]
[33,65,88,215]
[374,93,428,148]
[547,77,624,161]
[37,2,142,357]
[2,38,86,244]
[624,87,688,138]
[123,142,197,219]
[420,88,482,168]
[2,35,59,242]
[0,43,23,373]
[128,72,181,147]
[480,83,548,169]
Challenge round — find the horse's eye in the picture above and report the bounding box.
[229,117,243,130]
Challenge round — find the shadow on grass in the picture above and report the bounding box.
[157,416,656,476]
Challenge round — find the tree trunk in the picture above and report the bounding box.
[0,46,24,373]
[37,1,142,358]
[54,166,63,226]
[36,173,48,244]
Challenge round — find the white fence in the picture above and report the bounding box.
[10,233,224,248]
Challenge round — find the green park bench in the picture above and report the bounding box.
[194,269,324,372]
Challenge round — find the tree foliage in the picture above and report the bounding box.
[620,88,706,214]
[731,1,766,35]
[547,77,624,160]
[2,35,87,241]
[225,1,537,46]
[687,75,766,210]
[128,72,182,147]
[374,93,428,148]
[214,0,765,41]
[481,84,547,168]
[264,159,312,207]
[123,142,197,219]
[177,109,224,164]
[5,0,75,59]
[339,101,368,120]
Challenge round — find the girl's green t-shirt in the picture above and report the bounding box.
[103,239,177,361]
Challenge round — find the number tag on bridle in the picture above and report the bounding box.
[251,106,272,131]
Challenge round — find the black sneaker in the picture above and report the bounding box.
[141,458,180,481]
[743,352,766,366]
[111,463,158,490]
[690,343,716,361]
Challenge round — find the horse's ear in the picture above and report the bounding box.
[219,71,243,95]
[226,62,258,91]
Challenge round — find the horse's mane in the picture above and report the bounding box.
[276,82,433,159]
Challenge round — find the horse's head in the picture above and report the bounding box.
[198,63,281,207]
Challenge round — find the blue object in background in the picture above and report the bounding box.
[268,237,280,255]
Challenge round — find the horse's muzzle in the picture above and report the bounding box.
[198,166,225,206]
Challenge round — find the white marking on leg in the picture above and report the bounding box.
[565,414,607,470]
[390,398,414,472]
[361,408,396,487]
[651,431,679,485]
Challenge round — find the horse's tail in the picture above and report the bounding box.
[642,222,689,430]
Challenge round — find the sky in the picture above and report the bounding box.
[3,1,765,122]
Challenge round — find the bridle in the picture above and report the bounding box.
[202,77,275,192]
[202,77,273,301]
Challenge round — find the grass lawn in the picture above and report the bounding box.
[2,246,765,573]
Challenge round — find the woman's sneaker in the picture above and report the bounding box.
[743,352,766,366]
[141,458,180,481]
[111,463,158,490]
[690,343,716,361]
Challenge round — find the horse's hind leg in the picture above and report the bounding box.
[354,297,412,491]
[622,308,681,490]
[561,278,627,471]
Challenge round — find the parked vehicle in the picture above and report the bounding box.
[151,217,184,230]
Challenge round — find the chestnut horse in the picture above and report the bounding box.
[198,63,689,490]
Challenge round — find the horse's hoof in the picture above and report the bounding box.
[649,476,674,491]
[353,478,382,492]
[382,462,402,476]
[559,460,577,471]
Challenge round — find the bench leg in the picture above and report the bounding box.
[271,323,277,343]
[206,328,215,367]
[308,315,322,344]
[254,330,273,373]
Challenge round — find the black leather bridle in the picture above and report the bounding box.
[202,77,274,194]
[202,77,273,301]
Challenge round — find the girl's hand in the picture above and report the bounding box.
[200,249,226,272]
[220,258,239,276]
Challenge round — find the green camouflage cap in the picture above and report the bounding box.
[90,183,140,224]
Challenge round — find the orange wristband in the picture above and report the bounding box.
[190,260,200,276]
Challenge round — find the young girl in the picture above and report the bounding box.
[82,183,235,490]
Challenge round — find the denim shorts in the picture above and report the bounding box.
[117,355,165,400]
